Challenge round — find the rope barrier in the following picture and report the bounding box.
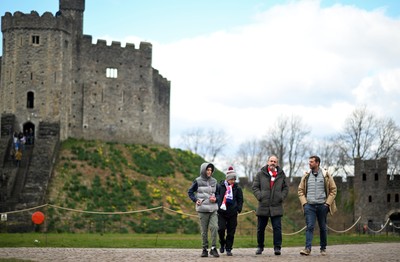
[392,223,400,229]
[269,225,306,236]
[47,204,163,215]
[1,204,397,235]
[1,204,48,215]
[366,218,391,233]
[327,216,362,233]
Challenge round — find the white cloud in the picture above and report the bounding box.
[109,1,400,151]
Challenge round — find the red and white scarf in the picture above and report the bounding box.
[220,181,233,210]
[269,167,277,188]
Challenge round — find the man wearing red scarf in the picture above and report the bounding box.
[252,155,288,256]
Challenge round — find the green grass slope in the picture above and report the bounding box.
[46,138,261,234]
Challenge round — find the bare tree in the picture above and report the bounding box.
[204,129,229,162]
[388,146,400,177]
[335,106,400,177]
[236,139,267,182]
[373,118,400,159]
[338,106,377,161]
[263,114,311,179]
[314,138,343,176]
[179,127,229,162]
[179,128,205,155]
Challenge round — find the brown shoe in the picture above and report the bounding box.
[300,248,311,256]
[320,249,327,256]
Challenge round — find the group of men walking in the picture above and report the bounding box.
[188,155,337,257]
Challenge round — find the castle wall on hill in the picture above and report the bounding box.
[0,0,170,146]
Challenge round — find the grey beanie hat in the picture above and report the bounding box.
[226,166,236,180]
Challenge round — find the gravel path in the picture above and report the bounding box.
[1,243,399,262]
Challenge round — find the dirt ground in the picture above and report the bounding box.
[1,243,400,262]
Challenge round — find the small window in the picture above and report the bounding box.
[106,68,118,78]
[374,173,379,181]
[368,195,372,202]
[27,91,34,108]
[32,35,40,45]
[362,173,367,181]
[387,194,391,203]
[396,194,399,203]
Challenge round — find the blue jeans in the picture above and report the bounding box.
[256,215,282,249]
[304,203,328,250]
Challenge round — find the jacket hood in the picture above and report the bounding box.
[200,162,215,179]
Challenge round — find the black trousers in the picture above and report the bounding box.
[218,213,238,251]
[256,215,282,249]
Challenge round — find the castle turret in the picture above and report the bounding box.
[59,0,85,37]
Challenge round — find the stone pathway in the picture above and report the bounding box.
[1,243,399,261]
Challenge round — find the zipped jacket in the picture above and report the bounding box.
[298,169,337,215]
[188,162,219,213]
[252,165,288,217]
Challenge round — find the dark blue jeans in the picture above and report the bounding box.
[256,215,282,249]
[304,203,329,250]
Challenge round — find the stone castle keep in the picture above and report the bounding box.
[0,0,170,146]
[0,0,169,228]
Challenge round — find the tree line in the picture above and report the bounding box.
[178,106,400,181]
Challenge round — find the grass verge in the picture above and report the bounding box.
[0,233,398,248]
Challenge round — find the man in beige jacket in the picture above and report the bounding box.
[298,155,337,256]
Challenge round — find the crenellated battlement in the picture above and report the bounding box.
[1,10,71,33]
[82,35,153,56]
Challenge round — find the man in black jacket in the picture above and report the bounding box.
[252,155,288,256]
[216,166,243,256]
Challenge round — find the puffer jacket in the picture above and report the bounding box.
[188,162,219,213]
[252,165,288,217]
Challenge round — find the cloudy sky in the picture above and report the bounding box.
[1,0,400,156]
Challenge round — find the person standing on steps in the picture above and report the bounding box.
[252,155,288,256]
[216,166,243,256]
[298,155,337,256]
[15,149,22,167]
[188,162,220,258]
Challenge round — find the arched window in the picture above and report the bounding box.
[27,91,34,108]
[368,195,372,202]
[374,173,379,181]
[362,173,367,181]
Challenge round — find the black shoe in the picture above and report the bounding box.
[209,248,220,257]
[255,247,263,255]
[219,246,225,253]
[226,250,233,256]
[274,248,281,255]
[201,249,208,257]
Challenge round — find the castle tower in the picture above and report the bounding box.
[59,0,85,36]
[354,158,389,227]
[0,5,76,137]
